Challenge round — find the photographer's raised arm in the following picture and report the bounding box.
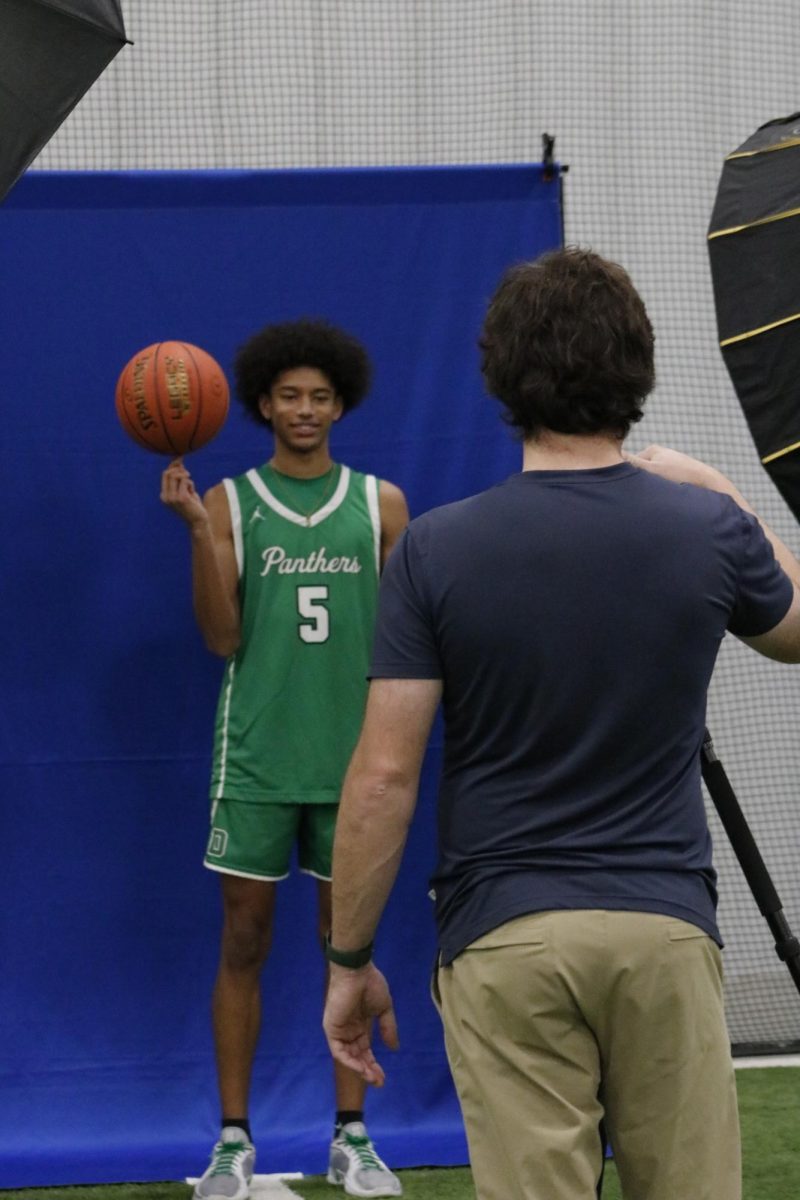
[628,445,800,664]
[160,459,241,657]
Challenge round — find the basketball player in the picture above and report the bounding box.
[161,320,409,1200]
[322,250,800,1200]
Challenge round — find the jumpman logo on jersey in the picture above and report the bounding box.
[249,506,266,524]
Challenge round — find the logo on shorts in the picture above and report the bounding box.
[207,827,228,857]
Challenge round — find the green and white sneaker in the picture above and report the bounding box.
[194,1126,255,1200]
[327,1122,402,1197]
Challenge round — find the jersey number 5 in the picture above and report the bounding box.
[297,585,330,644]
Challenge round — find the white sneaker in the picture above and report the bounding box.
[194,1127,256,1200]
[327,1122,402,1197]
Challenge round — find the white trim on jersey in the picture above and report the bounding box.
[214,659,236,801]
[365,474,381,576]
[223,478,244,577]
[314,464,351,524]
[244,465,351,527]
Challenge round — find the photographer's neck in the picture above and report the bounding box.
[522,431,624,472]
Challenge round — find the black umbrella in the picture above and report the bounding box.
[708,112,800,524]
[707,118,800,1028]
[0,0,129,205]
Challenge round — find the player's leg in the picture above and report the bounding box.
[213,872,277,1116]
[301,805,401,1197]
[194,874,274,1200]
[597,913,741,1200]
[196,798,296,1200]
[435,911,607,1200]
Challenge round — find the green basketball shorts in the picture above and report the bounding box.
[204,797,338,881]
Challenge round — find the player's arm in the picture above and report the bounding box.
[160,459,241,657]
[628,444,800,662]
[378,480,410,569]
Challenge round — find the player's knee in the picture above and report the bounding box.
[221,916,272,971]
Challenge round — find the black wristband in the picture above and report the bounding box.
[324,933,374,969]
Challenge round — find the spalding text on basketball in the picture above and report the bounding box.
[132,358,156,430]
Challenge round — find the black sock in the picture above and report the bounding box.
[222,1117,252,1142]
[335,1109,364,1138]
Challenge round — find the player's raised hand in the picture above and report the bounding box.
[323,962,399,1087]
[160,457,209,527]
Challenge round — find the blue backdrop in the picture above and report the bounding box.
[0,166,562,1188]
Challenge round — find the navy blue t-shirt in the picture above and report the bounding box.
[370,463,794,963]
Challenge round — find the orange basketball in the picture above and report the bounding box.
[115,341,229,455]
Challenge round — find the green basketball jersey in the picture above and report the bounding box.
[210,463,381,804]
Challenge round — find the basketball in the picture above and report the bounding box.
[115,341,229,455]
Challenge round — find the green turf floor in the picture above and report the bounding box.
[8,1068,798,1200]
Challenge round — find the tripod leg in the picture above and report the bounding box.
[701,730,800,996]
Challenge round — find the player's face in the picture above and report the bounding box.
[259,367,343,453]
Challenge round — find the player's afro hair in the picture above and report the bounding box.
[233,318,372,427]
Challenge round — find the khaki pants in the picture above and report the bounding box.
[435,910,740,1200]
